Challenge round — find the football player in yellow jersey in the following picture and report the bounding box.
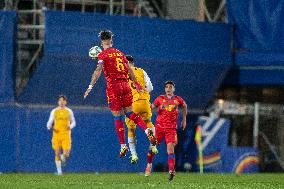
[125,55,158,164]
[47,95,76,175]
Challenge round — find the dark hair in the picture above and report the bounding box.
[58,95,68,101]
[126,55,134,63]
[164,80,175,87]
[99,30,113,40]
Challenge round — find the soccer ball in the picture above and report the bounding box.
[183,162,192,171]
[89,46,102,59]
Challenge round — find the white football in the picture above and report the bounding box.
[89,46,102,59]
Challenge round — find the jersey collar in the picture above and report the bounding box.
[164,95,175,100]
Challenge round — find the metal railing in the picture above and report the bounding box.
[52,0,126,15]
[198,0,227,22]
[2,0,162,95]
[15,1,45,94]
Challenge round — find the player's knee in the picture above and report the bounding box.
[167,143,175,154]
[111,111,122,117]
[64,151,70,158]
[167,149,174,154]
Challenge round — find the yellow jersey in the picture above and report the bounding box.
[129,66,152,102]
[47,107,76,134]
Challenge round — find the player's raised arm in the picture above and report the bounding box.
[84,63,103,99]
[47,109,55,130]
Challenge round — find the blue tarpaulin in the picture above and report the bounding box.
[19,11,232,109]
[227,0,284,52]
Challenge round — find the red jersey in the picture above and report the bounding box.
[154,95,185,129]
[97,48,129,83]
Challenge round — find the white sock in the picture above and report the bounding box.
[150,127,155,135]
[145,128,150,135]
[55,160,62,174]
[120,144,126,148]
[128,137,137,156]
[145,127,155,134]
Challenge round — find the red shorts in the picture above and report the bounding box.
[155,126,178,145]
[106,80,133,111]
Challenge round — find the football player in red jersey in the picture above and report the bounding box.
[84,30,156,157]
[145,81,187,181]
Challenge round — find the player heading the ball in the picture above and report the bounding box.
[84,30,157,157]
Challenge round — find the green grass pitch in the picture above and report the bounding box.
[0,173,283,189]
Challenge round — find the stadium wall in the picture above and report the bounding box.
[19,11,232,109]
[0,105,174,173]
[0,11,16,103]
[0,106,17,172]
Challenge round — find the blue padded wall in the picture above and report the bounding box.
[0,11,16,103]
[9,106,167,172]
[19,11,232,109]
[0,106,17,172]
[43,11,231,63]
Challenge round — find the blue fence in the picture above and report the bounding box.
[19,11,232,109]
[0,11,16,103]
[1,105,177,172]
[0,104,260,173]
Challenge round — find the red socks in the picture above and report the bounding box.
[168,153,175,172]
[147,150,155,164]
[114,116,125,144]
[126,112,147,130]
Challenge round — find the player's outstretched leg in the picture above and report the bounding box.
[144,121,159,153]
[151,144,158,155]
[125,111,157,146]
[113,115,128,157]
[145,149,155,176]
[167,143,176,181]
[128,129,138,164]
